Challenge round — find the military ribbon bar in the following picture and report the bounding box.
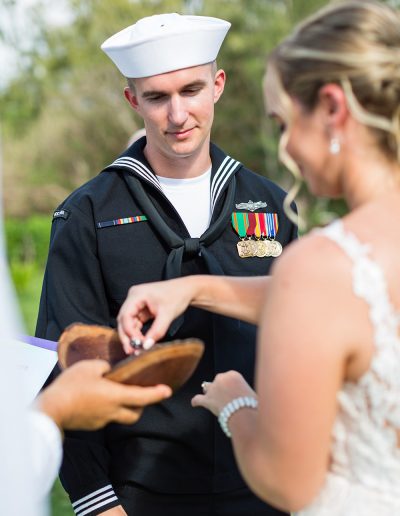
[97,215,148,229]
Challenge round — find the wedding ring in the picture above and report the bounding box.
[201,381,210,394]
[130,338,143,350]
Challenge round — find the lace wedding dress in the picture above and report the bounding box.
[295,220,400,516]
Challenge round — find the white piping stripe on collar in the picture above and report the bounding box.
[211,156,240,210]
[111,153,240,212]
[113,156,162,191]
[211,156,231,201]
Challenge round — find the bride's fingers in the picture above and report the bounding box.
[118,317,146,354]
[191,393,208,408]
[142,310,175,344]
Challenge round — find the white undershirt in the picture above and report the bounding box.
[157,167,212,237]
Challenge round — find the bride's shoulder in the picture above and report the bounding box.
[272,221,351,285]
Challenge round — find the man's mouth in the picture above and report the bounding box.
[167,127,195,138]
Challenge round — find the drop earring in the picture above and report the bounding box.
[329,137,341,155]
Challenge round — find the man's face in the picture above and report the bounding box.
[125,63,225,162]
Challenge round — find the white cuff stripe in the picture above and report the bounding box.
[74,491,116,512]
[72,485,114,507]
[75,496,118,516]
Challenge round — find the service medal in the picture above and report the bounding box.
[255,240,268,258]
[232,211,281,258]
[270,240,283,257]
[237,240,253,258]
[253,215,267,257]
[232,212,251,258]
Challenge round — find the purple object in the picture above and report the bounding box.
[19,334,58,352]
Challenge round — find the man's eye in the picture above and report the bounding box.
[183,89,200,96]
[147,95,165,102]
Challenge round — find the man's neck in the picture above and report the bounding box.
[143,141,212,179]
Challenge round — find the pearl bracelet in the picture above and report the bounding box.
[218,396,258,438]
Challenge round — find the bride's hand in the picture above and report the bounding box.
[117,277,196,354]
[191,370,257,416]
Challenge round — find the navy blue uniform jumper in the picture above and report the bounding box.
[36,137,297,516]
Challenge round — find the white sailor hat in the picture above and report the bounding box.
[101,13,231,78]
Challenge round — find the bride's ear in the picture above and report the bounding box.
[318,83,348,130]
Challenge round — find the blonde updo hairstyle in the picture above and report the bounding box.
[267,0,400,224]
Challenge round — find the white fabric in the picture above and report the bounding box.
[157,167,211,237]
[29,410,63,502]
[0,182,61,514]
[0,266,39,515]
[101,13,230,78]
[295,220,400,515]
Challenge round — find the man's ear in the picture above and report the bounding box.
[124,86,140,113]
[213,69,226,104]
[318,83,349,130]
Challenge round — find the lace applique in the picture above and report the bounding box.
[295,220,400,516]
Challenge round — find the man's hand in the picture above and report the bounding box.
[36,359,172,431]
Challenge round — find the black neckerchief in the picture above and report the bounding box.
[102,137,242,333]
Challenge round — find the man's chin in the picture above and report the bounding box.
[167,141,202,158]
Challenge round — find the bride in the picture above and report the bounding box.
[117,1,400,514]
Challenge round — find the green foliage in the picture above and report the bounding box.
[0,0,344,226]
[12,263,43,334]
[5,215,51,266]
[51,479,74,516]
[4,215,50,333]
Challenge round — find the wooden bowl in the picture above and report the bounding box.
[58,323,204,392]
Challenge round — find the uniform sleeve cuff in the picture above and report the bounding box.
[71,485,119,516]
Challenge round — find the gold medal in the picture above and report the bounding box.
[255,240,268,258]
[270,240,283,257]
[249,239,258,257]
[264,240,272,258]
[237,240,253,258]
[233,214,251,257]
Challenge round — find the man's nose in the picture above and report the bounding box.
[168,96,188,126]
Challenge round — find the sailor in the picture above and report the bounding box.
[36,12,297,516]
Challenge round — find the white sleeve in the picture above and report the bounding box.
[28,410,63,499]
[0,207,61,515]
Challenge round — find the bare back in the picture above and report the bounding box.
[296,206,400,514]
[254,196,400,514]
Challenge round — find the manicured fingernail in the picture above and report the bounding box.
[143,338,155,350]
[163,386,172,397]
